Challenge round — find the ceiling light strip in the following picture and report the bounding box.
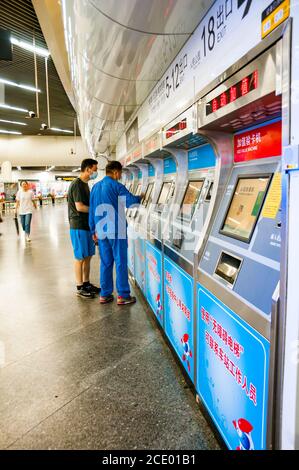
[0,103,28,113]
[51,127,73,134]
[11,37,50,58]
[0,129,22,135]
[0,119,27,126]
[0,78,40,93]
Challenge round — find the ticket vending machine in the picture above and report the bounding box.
[125,167,139,277]
[195,42,283,450]
[162,143,216,383]
[145,155,177,326]
[128,163,150,294]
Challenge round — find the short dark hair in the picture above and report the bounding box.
[81,158,98,172]
[106,160,123,174]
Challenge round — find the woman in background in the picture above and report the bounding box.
[15,181,37,242]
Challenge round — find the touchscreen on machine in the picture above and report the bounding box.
[220,175,271,242]
[179,180,204,221]
[157,182,172,209]
[142,183,154,206]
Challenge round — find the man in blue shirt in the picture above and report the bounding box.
[89,161,142,305]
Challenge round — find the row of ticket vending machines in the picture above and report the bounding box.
[120,36,286,450]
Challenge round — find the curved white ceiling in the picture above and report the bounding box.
[62,0,213,156]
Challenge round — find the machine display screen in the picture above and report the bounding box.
[142,183,154,207]
[179,180,204,221]
[157,182,172,210]
[220,175,272,242]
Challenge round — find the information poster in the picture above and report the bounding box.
[134,237,146,294]
[164,257,194,381]
[4,182,18,201]
[145,242,163,325]
[197,285,270,450]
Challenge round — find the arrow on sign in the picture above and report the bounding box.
[238,0,253,19]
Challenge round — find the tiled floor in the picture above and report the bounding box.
[0,205,219,450]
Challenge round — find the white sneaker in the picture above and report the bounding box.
[26,234,31,242]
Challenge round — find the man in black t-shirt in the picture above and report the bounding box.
[68,158,100,298]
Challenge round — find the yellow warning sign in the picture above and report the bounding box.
[262,0,290,39]
[262,172,282,219]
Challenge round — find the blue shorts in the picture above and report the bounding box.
[70,229,96,260]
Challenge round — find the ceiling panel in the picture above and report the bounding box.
[0,0,77,136]
[62,0,213,155]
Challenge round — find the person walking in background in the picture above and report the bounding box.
[68,158,100,299]
[38,192,43,207]
[89,161,143,306]
[50,191,55,206]
[15,181,37,242]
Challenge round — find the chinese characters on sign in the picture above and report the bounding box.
[234,121,282,163]
[201,306,257,407]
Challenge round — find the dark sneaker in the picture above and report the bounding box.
[76,288,95,299]
[85,283,101,294]
[117,296,136,306]
[100,294,114,304]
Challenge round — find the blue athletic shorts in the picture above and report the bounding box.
[70,229,96,260]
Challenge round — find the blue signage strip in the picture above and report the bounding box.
[164,157,176,174]
[145,242,163,325]
[134,236,146,294]
[149,164,155,177]
[188,144,216,170]
[164,256,194,382]
[196,284,270,450]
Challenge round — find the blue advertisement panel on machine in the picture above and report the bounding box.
[134,237,146,294]
[197,285,270,450]
[145,242,163,325]
[164,257,194,381]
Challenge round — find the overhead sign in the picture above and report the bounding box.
[206,70,258,116]
[262,0,290,39]
[143,132,161,157]
[55,176,76,181]
[126,144,142,166]
[234,120,282,162]
[138,0,281,141]
[162,107,194,147]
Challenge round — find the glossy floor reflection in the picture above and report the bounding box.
[0,205,220,450]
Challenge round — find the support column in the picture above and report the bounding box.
[1,161,12,182]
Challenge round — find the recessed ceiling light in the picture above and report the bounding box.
[51,127,73,134]
[0,78,41,93]
[0,119,27,126]
[0,129,22,135]
[11,37,50,58]
[0,103,28,113]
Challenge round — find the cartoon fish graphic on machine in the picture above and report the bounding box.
[155,293,163,320]
[181,333,192,372]
[233,418,254,450]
